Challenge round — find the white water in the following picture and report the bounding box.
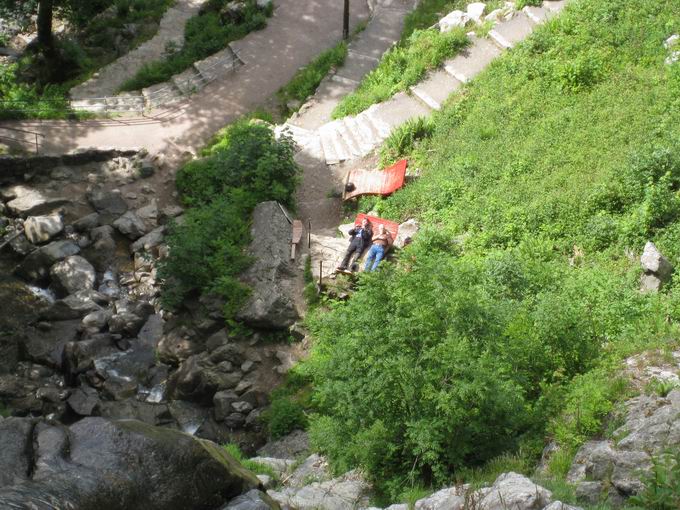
[26,285,56,303]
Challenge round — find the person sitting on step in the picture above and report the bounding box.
[337,218,372,273]
[364,224,393,272]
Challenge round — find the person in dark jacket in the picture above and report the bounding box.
[337,218,372,272]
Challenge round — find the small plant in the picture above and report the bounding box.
[630,450,680,510]
[646,378,680,398]
[380,116,434,166]
[265,396,308,439]
[222,443,279,480]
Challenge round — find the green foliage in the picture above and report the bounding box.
[266,396,308,439]
[305,0,680,497]
[380,116,434,167]
[222,443,279,480]
[332,28,469,118]
[630,450,680,510]
[0,403,9,417]
[121,0,271,91]
[515,0,542,9]
[401,0,469,43]
[277,42,347,115]
[159,121,300,315]
[0,63,71,119]
[646,378,680,398]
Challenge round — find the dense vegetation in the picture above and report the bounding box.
[0,0,174,119]
[120,0,272,91]
[332,27,468,118]
[304,0,680,501]
[159,121,299,317]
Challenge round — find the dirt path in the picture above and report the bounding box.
[0,0,370,159]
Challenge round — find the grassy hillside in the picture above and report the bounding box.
[303,0,680,501]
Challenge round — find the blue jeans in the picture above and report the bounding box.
[364,244,385,272]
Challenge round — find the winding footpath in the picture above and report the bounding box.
[0,0,372,157]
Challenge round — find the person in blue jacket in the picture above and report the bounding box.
[337,218,372,272]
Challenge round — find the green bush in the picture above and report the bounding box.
[304,0,680,497]
[380,116,434,166]
[159,121,300,315]
[332,28,469,118]
[266,397,308,439]
[222,443,280,479]
[121,0,272,91]
[630,450,680,510]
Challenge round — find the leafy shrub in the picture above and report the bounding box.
[121,0,271,91]
[266,397,308,439]
[222,443,279,479]
[332,28,469,118]
[160,121,300,315]
[630,450,680,510]
[0,63,71,120]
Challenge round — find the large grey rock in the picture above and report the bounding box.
[113,210,148,239]
[49,255,96,296]
[542,503,583,510]
[16,240,80,282]
[131,225,166,252]
[221,489,278,510]
[24,213,64,244]
[395,218,419,248]
[0,417,34,487]
[20,319,80,368]
[41,289,106,320]
[5,186,67,217]
[268,470,370,510]
[86,225,117,271]
[88,188,128,217]
[257,430,309,459]
[167,353,243,405]
[439,10,468,32]
[237,202,299,329]
[67,386,101,416]
[415,487,466,510]
[479,472,552,510]
[640,242,673,292]
[286,454,332,489]
[0,417,261,509]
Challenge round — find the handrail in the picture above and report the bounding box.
[0,126,44,154]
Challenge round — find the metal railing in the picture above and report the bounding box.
[0,48,243,116]
[0,126,44,154]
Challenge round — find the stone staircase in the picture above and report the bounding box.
[70,47,242,114]
[283,0,568,166]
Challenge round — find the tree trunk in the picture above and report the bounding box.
[37,0,54,49]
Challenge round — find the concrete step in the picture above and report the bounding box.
[288,76,356,131]
[363,104,392,139]
[142,82,184,109]
[444,35,503,83]
[349,7,406,60]
[342,116,377,154]
[410,69,462,110]
[105,93,145,113]
[172,67,205,96]
[543,0,568,13]
[275,123,318,150]
[353,111,384,149]
[335,119,365,158]
[193,47,241,82]
[371,92,432,133]
[320,122,354,165]
[335,50,380,84]
[522,5,553,24]
[489,11,536,49]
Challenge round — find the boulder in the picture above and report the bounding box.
[269,470,370,510]
[221,489,278,510]
[113,210,149,240]
[0,417,34,487]
[167,353,242,404]
[20,319,80,368]
[24,213,64,244]
[16,240,80,282]
[88,188,128,218]
[49,255,96,296]
[257,430,309,459]
[439,10,468,32]
[73,212,100,232]
[0,417,261,509]
[67,386,101,416]
[41,289,106,320]
[237,202,299,329]
[414,487,466,510]
[395,219,419,248]
[466,2,486,22]
[108,312,145,336]
[479,472,552,510]
[286,454,332,488]
[214,390,240,422]
[82,309,114,333]
[131,225,166,252]
[5,185,67,217]
[157,326,202,366]
[640,242,673,292]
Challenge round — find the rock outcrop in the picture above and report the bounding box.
[640,241,673,292]
[0,417,264,510]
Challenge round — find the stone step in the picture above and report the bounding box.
[489,11,536,49]
[349,6,406,60]
[320,122,353,165]
[335,118,366,158]
[352,112,384,151]
[410,69,462,110]
[193,46,241,82]
[172,67,206,96]
[363,104,392,139]
[142,82,184,109]
[275,123,318,150]
[522,5,553,24]
[370,92,432,135]
[335,50,380,84]
[342,116,377,155]
[543,0,568,12]
[444,35,503,83]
